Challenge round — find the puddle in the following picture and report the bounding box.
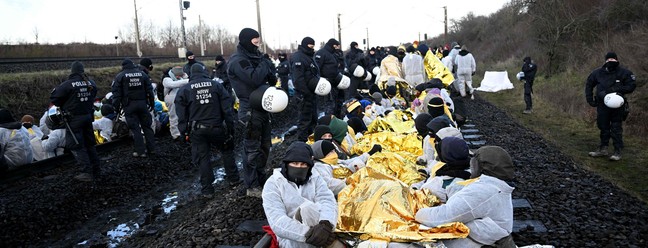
[106,222,140,247]
[161,192,178,214]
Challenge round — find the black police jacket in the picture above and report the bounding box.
[111,61,154,109]
[585,65,636,104]
[227,44,273,100]
[50,73,98,116]
[174,70,235,135]
[315,44,343,85]
[290,45,320,96]
[522,62,537,81]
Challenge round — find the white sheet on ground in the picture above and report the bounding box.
[476,71,514,92]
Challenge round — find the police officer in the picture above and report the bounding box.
[315,38,347,118]
[175,63,240,196]
[112,59,157,157]
[585,52,636,161]
[521,56,537,114]
[183,51,205,78]
[227,27,276,196]
[345,41,369,100]
[291,37,322,142]
[50,61,100,182]
[276,52,291,95]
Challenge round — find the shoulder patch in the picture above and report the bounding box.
[631,74,636,80]
[238,60,252,68]
[294,62,302,66]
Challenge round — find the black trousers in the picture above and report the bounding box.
[596,105,624,151]
[345,77,363,100]
[524,80,534,110]
[66,115,100,175]
[297,92,318,142]
[328,87,345,118]
[124,100,156,154]
[191,126,239,193]
[242,108,272,189]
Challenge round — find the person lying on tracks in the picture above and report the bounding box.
[262,141,339,247]
[415,146,516,248]
[20,115,44,140]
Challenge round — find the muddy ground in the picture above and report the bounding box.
[1,95,647,247]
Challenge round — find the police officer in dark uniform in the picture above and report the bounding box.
[291,37,321,142]
[276,52,291,95]
[50,61,99,182]
[227,28,276,196]
[315,38,347,118]
[112,59,157,157]
[175,63,239,196]
[585,52,636,161]
[183,51,205,78]
[345,41,369,100]
[521,56,537,114]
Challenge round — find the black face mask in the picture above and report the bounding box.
[23,123,33,129]
[286,166,310,186]
[604,61,619,71]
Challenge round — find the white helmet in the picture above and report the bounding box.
[338,75,351,89]
[353,65,365,77]
[604,93,624,109]
[364,72,372,81]
[516,71,525,81]
[372,66,380,76]
[314,77,332,96]
[250,85,288,113]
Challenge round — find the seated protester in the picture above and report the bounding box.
[358,99,377,126]
[385,84,406,110]
[262,141,338,247]
[415,146,516,248]
[314,124,348,160]
[21,115,44,140]
[420,137,472,202]
[426,95,456,126]
[0,108,33,168]
[93,104,117,143]
[31,128,66,161]
[313,124,379,170]
[152,100,169,134]
[414,79,454,114]
[346,116,367,138]
[371,92,392,116]
[311,140,348,195]
[414,113,434,164]
[343,99,372,127]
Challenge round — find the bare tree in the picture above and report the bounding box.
[160,19,180,49]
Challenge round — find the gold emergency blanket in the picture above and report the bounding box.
[364,151,424,186]
[366,110,415,134]
[378,55,406,83]
[337,167,469,242]
[423,51,455,86]
[353,132,423,157]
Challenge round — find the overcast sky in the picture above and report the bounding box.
[1,0,510,50]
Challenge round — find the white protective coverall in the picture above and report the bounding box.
[39,111,50,136]
[262,168,338,248]
[31,128,66,161]
[312,161,347,195]
[24,125,44,140]
[415,175,514,248]
[162,75,189,139]
[0,126,33,168]
[454,51,477,97]
[93,117,114,142]
[402,53,426,88]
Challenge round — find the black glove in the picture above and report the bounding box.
[305,220,335,247]
[267,73,278,86]
[368,144,382,155]
[41,135,49,140]
[588,101,597,107]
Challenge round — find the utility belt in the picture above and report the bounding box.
[192,121,221,130]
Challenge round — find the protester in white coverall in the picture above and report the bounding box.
[162,66,189,140]
[454,45,477,98]
[0,109,33,168]
[31,128,66,161]
[402,45,426,88]
[21,115,44,140]
[262,141,338,248]
[311,140,352,195]
[92,104,116,142]
[415,146,516,248]
[420,137,472,203]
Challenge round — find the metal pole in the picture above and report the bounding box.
[366,28,369,52]
[255,0,265,53]
[134,0,142,57]
[444,6,448,45]
[115,36,119,56]
[199,15,205,56]
[337,13,342,46]
[180,0,188,51]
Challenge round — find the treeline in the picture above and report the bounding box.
[427,0,647,135]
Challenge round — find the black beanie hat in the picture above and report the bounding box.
[239,28,260,53]
[71,61,84,74]
[418,44,429,56]
[347,117,367,134]
[406,45,416,53]
[426,116,451,136]
[605,52,618,60]
[122,59,134,67]
[139,58,153,68]
[313,125,332,141]
[301,37,315,47]
[0,108,15,124]
[440,137,469,163]
[386,85,397,96]
[350,41,358,48]
[312,140,337,160]
[326,38,340,48]
[215,55,225,61]
[414,113,433,135]
[190,63,205,75]
[317,115,333,125]
[282,141,314,167]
